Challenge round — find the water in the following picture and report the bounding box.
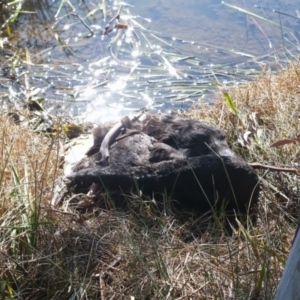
[2,0,300,123]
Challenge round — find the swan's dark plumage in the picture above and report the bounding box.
[87,114,233,165]
[53,114,259,214]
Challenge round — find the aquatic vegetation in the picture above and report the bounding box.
[1,0,299,123]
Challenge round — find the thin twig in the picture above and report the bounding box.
[1,251,29,276]
[250,162,299,174]
[99,275,105,300]
[102,5,122,35]
[70,13,94,37]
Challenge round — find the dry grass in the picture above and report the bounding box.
[1,62,300,299]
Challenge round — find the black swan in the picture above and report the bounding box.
[52,114,259,214]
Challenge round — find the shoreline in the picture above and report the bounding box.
[1,62,299,298]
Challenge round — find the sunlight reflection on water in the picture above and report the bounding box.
[3,0,299,123]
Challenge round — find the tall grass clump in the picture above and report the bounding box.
[0,61,300,299]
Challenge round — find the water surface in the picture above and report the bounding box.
[2,0,300,123]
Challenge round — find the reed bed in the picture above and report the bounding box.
[0,60,299,299]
